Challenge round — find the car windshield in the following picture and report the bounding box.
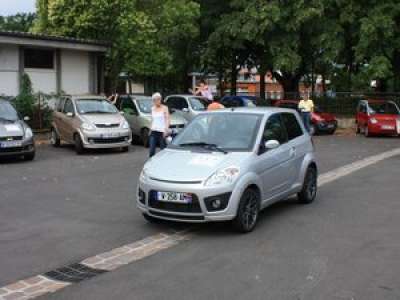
[368,102,399,115]
[0,101,19,121]
[76,99,118,114]
[171,113,262,152]
[189,97,208,111]
[136,98,152,114]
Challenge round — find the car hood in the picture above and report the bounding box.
[144,149,250,182]
[80,113,124,125]
[0,120,24,137]
[314,112,336,122]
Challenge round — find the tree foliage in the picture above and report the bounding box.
[0,13,36,32]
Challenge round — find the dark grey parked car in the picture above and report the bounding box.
[0,99,35,161]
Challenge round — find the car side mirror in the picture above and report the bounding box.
[120,111,125,115]
[23,116,30,121]
[182,108,189,113]
[66,112,74,118]
[170,108,176,113]
[264,140,280,150]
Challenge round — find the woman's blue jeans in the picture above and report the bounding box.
[149,131,166,157]
[301,112,311,133]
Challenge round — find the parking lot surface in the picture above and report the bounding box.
[0,135,399,299]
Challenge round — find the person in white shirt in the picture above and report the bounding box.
[149,93,170,157]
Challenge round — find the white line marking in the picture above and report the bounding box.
[1,147,399,300]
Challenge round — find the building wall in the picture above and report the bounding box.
[0,44,19,96]
[61,49,90,94]
[25,68,57,94]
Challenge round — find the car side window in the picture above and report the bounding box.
[262,114,288,145]
[63,99,74,115]
[360,103,367,113]
[281,113,304,140]
[167,97,188,110]
[56,98,65,112]
[121,98,138,115]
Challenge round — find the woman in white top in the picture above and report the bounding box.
[149,92,170,157]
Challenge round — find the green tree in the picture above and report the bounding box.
[0,13,36,32]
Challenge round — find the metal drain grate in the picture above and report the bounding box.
[44,263,107,283]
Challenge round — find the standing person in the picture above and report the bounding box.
[149,93,170,157]
[194,80,213,101]
[207,98,225,111]
[298,93,314,133]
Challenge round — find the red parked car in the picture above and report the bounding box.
[356,100,400,137]
[272,100,337,135]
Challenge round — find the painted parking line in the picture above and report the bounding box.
[1,147,399,300]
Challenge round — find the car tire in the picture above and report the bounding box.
[298,166,317,204]
[232,188,260,233]
[143,213,159,223]
[141,128,150,148]
[50,128,61,147]
[121,146,129,152]
[24,151,35,161]
[356,126,361,134]
[74,134,85,155]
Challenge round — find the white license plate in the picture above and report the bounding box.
[0,141,22,148]
[157,192,191,203]
[102,132,119,138]
[381,125,394,130]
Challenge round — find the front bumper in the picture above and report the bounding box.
[368,123,399,136]
[0,138,35,157]
[137,177,241,223]
[315,121,337,132]
[80,129,132,149]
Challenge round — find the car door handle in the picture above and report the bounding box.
[290,147,296,157]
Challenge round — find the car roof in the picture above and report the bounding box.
[167,94,207,99]
[70,95,107,101]
[205,106,297,116]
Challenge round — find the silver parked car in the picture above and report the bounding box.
[164,95,209,121]
[137,107,318,232]
[116,95,187,147]
[50,95,132,154]
[0,99,35,161]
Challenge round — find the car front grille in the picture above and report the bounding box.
[148,190,202,213]
[89,136,129,144]
[0,145,31,153]
[170,124,184,129]
[95,123,120,128]
[0,136,23,141]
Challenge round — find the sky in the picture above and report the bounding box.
[0,0,36,16]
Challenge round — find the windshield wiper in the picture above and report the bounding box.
[82,111,110,114]
[178,142,227,154]
[0,117,15,122]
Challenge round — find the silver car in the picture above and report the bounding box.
[0,99,35,161]
[51,95,132,154]
[164,95,209,121]
[116,95,187,147]
[137,107,318,232]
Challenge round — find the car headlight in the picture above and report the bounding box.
[81,122,95,131]
[121,120,130,129]
[140,169,148,181]
[205,166,240,187]
[370,118,378,124]
[24,127,33,139]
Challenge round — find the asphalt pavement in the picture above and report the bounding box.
[0,135,399,299]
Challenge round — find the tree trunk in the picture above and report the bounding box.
[230,58,237,96]
[274,72,301,99]
[259,69,266,100]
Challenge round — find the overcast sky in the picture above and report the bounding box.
[0,0,36,16]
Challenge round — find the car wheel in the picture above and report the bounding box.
[141,128,150,148]
[121,146,129,152]
[298,166,317,204]
[74,134,85,155]
[356,126,361,134]
[143,213,159,223]
[23,151,35,161]
[232,188,260,233]
[309,124,316,136]
[50,128,61,147]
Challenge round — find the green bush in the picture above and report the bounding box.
[14,73,35,119]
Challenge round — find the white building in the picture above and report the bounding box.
[0,31,108,97]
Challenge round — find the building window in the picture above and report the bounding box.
[24,48,54,69]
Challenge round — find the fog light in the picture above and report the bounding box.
[212,199,221,209]
[89,139,94,144]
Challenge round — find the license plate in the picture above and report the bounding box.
[102,132,119,138]
[0,141,22,148]
[157,192,192,203]
[381,125,394,130]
